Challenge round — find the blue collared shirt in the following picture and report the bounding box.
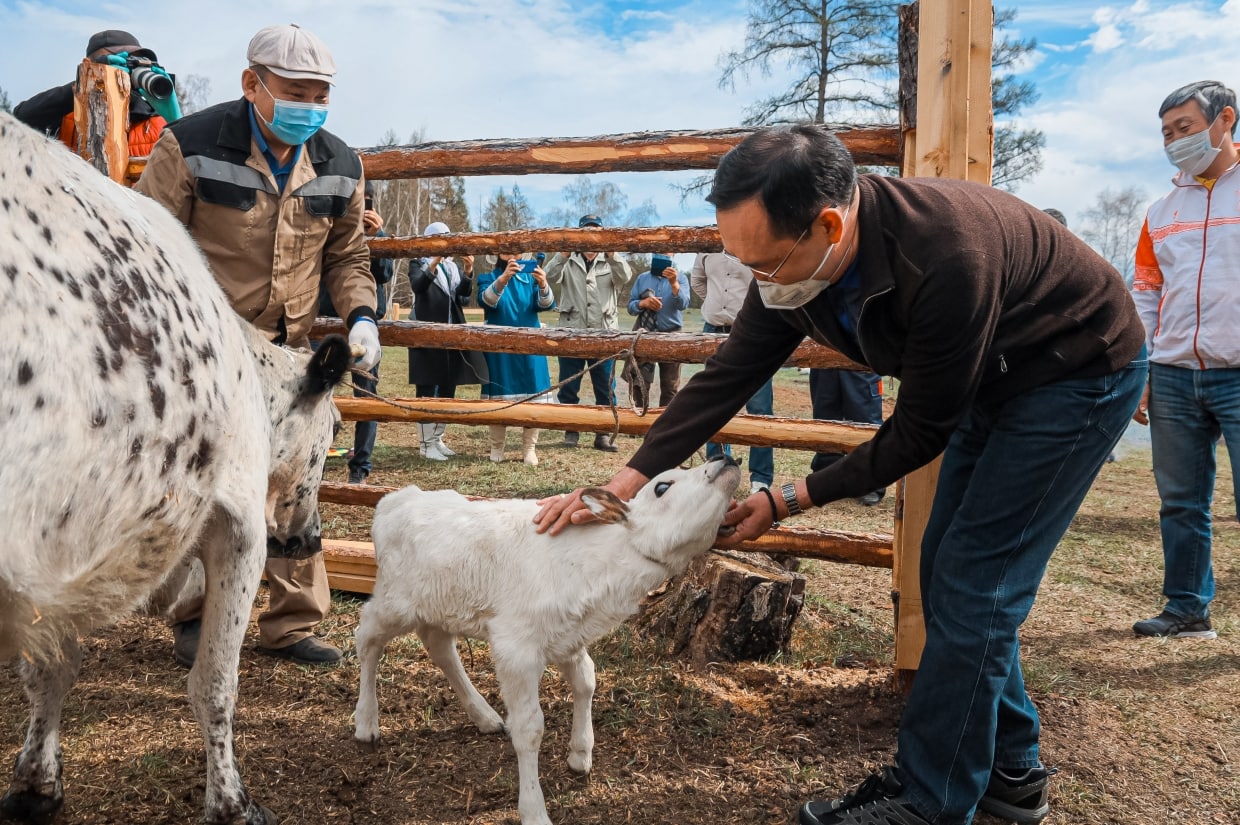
[628,269,691,331]
[247,105,300,194]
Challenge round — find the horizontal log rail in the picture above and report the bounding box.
[368,225,723,257]
[358,125,901,179]
[333,397,877,452]
[317,482,893,595]
[311,319,866,370]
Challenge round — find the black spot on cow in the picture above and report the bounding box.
[188,438,214,472]
[56,506,71,529]
[34,396,44,409]
[93,346,109,380]
[150,381,166,419]
[3,263,15,282]
[130,437,144,463]
[16,361,32,385]
[66,279,81,300]
[163,443,179,475]
[24,207,39,225]
[112,235,133,263]
[1,197,9,211]
[90,408,107,428]
[41,226,52,244]
[24,164,33,178]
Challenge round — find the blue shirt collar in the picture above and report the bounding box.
[247,104,300,190]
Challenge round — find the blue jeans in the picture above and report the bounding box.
[897,354,1146,824]
[348,364,379,476]
[1148,362,1240,619]
[557,356,616,408]
[703,322,775,485]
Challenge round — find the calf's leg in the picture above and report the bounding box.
[0,636,81,824]
[555,648,596,774]
[353,598,418,744]
[494,651,551,825]
[420,626,504,734]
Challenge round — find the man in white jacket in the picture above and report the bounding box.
[1131,79,1240,640]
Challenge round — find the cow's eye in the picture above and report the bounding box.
[654,481,673,497]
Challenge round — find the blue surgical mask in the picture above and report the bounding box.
[255,76,329,146]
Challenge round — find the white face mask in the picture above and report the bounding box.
[757,208,849,310]
[1165,114,1223,176]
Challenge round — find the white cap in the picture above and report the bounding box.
[246,24,336,84]
[423,222,451,236]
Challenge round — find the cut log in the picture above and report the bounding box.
[633,550,807,667]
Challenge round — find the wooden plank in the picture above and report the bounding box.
[331,398,878,453]
[73,60,130,184]
[891,0,994,680]
[310,318,866,371]
[368,226,722,258]
[358,126,901,179]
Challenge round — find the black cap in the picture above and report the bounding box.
[578,214,603,228]
[86,29,142,56]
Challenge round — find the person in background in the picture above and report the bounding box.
[319,180,393,483]
[14,29,167,158]
[536,123,1146,825]
[808,369,887,506]
[136,23,381,667]
[625,253,690,408]
[692,251,776,495]
[406,221,489,461]
[1131,79,1240,641]
[544,214,635,452]
[477,252,555,465]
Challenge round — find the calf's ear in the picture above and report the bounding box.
[304,334,352,396]
[580,488,629,524]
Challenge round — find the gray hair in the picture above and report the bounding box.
[1159,81,1237,136]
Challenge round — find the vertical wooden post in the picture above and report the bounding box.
[892,0,994,687]
[71,60,131,184]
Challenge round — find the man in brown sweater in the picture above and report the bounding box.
[537,124,1146,825]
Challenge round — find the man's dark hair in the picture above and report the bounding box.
[1160,81,1237,136]
[706,123,857,239]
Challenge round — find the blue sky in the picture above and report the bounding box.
[3,0,1239,249]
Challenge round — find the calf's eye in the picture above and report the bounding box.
[654,481,673,497]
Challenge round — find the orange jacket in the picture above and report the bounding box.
[58,112,167,158]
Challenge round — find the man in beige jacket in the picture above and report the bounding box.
[136,23,379,666]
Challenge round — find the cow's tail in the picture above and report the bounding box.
[0,568,142,664]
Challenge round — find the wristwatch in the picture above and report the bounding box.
[780,483,802,517]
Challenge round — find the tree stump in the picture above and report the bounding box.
[633,550,806,668]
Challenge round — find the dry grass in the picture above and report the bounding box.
[3,325,1239,824]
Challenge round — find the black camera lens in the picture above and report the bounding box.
[131,66,174,101]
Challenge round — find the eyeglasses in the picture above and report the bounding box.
[722,224,810,282]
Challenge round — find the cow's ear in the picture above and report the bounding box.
[304,335,351,396]
[580,488,629,524]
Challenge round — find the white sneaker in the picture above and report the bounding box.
[750,481,771,495]
[434,437,456,456]
[490,448,505,463]
[523,449,538,466]
[423,442,450,461]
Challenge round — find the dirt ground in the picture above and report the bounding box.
[2,367,1239,824]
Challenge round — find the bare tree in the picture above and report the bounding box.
[709,2,1043,192]
[176,74,212,116]
[1079,186,1148,285]
[542,177,660,228]
[481,185,537,232]
[0,87,11,113]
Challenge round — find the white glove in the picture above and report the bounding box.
[348,318,381,371]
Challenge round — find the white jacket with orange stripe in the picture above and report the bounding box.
[1133,152,1240,369]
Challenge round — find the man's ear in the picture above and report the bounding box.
[816,205,847,244]
[1223,105,1238,135]
[241,68,259,103]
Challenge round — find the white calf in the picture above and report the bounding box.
[354,456,742,825]
[0,113,350,825]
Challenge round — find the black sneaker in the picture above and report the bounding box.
[799,767,930,825]
[978,764,1056,824]
[347,469,368,485]
[1133,610,1217,639]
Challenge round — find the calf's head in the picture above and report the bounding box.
[265,334,352,559]
[586,455,742,568]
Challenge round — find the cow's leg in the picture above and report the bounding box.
[0,636,81,824]
[191,510,274,825]
[352,598,417,745]
[494,650,551,825]
[555,647,596,775]
[419,626,505,734]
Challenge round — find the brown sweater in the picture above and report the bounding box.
[628,175,1146,506]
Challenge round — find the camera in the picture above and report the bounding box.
[364,196,375,211]
[517,259,539,274]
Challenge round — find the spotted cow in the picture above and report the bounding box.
[0,112,350,824]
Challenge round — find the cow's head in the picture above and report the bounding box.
[265,334,352,560]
